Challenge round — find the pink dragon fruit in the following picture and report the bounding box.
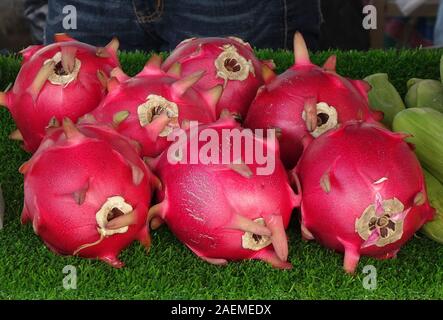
[162,36,276,121]
[0,33,120,152]
[293,121,434,273]
[148,116,300,268]
[89,54,221,158]
[244,32,381,169]
[21,119,157,267]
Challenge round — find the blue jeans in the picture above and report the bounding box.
[45,0,321,51]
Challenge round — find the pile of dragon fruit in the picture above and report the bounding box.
[0,32,435,274]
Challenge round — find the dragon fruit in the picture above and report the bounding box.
[0,33,120,152]
[244,32,381,169]
[20,119,157,267]
[162,36,276,121]
[89,55,221,158]
[294,121,434,273]
[147,117,300,269]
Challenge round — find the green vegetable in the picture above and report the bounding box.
[393,108,443,183]
[421,169,443,244]
[440,54,443,83]
[364,73,405,128]
[405,78,443,113]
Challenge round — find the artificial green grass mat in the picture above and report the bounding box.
[1,49,443,299]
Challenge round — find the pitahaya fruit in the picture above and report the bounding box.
[20,119,157,268]
[0,33,120,152]
[293,121,434,273]
[244,32,381,169]
[148,117,300,268]
[89,55,221,158]
[162,36,276,121]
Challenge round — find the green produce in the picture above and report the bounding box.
[392,107,443,183]
[440,54,443,83]
[421,169,443,244]
[364,73,405,128]
[405,78,443,113]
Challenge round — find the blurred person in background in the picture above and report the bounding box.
[24,0,48,44]
[320,0,370,50]
[435,0,443,46]
[0,0,34,52]
[42,0,321,51]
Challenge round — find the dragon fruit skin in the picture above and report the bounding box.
[20,119,156,268]
[89,55,221,158]
[294,121,434,273]
[0,34,120,152]
[162,37,276,121]
[244,32,381,169]
[148,118,300,269]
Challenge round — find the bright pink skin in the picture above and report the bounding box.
[244,33,381,169]
[294,121,434,273]
[0,35,119,152]
[149,118,300,268]
[21,121,155,268]
[162,37,275,120]
[90,55,219,158]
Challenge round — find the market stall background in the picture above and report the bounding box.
[0,48,442,299]
[0,0,441,52]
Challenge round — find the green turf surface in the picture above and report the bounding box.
[1,49,443,299]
